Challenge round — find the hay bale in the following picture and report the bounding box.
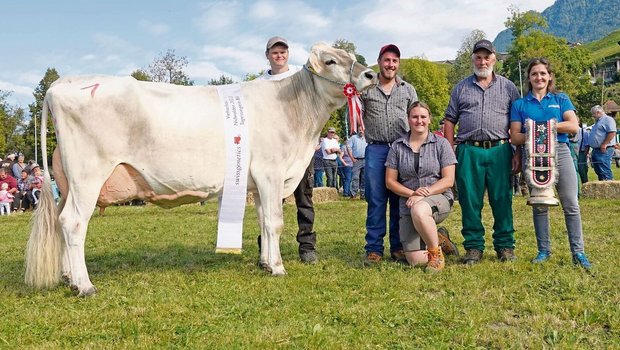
[581,180,620,199]
[246,187,340,205]
[307,187,340,203]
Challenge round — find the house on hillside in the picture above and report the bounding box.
[604,99,620,119]
[591,55,620,84]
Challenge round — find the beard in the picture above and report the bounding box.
[473,65,494,78]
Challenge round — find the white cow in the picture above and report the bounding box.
[25,43,375,296]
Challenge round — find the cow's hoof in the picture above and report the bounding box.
[70,284,97,297]
[270,265,287,276]
[61,273,71,286]
[258,261,272,273]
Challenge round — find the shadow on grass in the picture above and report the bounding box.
[1,243,257,296]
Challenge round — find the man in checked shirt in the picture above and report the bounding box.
[443,39,521,265]
[360,44,417,265]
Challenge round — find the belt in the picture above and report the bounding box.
[462,139,508,149]
[355,157,365,159]
[368,141,390,145]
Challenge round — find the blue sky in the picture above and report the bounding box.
[0,0,555,110]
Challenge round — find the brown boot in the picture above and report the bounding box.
[437,227,459,257]
[425,247,445,273]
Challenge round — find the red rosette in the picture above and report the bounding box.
[343,83,357,98]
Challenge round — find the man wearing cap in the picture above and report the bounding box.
[257,36,318,264]
[588,105,617,181]
[361,44,418,265]
[321,127,340,188]
[1,154,15,174]
[444,39,520,264]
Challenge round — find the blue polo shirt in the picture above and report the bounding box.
[510,92,575,144]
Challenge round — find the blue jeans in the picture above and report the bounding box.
[591,147,614,180]
[341,166,352,196]
[351,159,365,197]
[314,169,324,187]
[364,144,401,255]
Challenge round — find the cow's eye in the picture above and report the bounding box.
[325,59,336,65]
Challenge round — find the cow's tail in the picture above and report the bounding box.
[25,96,63,289]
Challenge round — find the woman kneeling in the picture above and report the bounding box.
[385,101,458,272]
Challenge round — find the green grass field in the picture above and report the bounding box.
[2,186,620,348]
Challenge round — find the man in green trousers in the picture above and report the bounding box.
[443,40,520,264]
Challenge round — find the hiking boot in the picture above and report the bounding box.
[462,249,483,265]
[364,252,382,266]
[299,250,317,264]
[390,249,407,264]
[437,227,459,257]
[425,247,445,273]
[531,251,551,264]
[497,248,517,262]
[572,252,592,270]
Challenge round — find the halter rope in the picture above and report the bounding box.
[302,61,365,135]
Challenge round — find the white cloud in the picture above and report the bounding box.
[139,19,170,36]
[81,54,97,61]
[91,33,134,52]
[195,1,242,33]
[0,80,34,107]
[356,0,556,60]
[0,80,32,96]
[188,60,238,81]
[18,71,45,86]
[249,0,276,19]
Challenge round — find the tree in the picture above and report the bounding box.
[400,58,451,130]
[333,39,367,66]
[0,91,26,155]
[502,8,595,121]
[447,29,487,86]
[208,75,234,85]
[504,5,547,39]
[243,71,263,82]
[26,68,60,162]
[147,49,194,86]
[131,69,151,81]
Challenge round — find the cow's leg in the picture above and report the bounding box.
[254,195,269,269]
[255,181,286,275]
[56,198,72,285]
[58,187,100,297]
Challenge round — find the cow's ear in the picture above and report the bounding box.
[308,45,324,72]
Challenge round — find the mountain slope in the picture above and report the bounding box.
[493,0,620,52]
[582,29,620,62]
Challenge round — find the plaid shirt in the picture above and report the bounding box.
[361,77,418,143]
[386,132,457,216]
[444,74,519,143]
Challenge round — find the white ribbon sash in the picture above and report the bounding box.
[216,84,250,254]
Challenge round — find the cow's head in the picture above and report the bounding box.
[306,43,376,96]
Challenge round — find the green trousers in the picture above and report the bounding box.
[456,143,515,252]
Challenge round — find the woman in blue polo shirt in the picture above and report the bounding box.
[509,57,591,269]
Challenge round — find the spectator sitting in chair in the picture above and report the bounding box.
[12,169,31,212]
[26,165,44,208]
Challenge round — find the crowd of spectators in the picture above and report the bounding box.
[314,130,368,199]
[0,153,53,215]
